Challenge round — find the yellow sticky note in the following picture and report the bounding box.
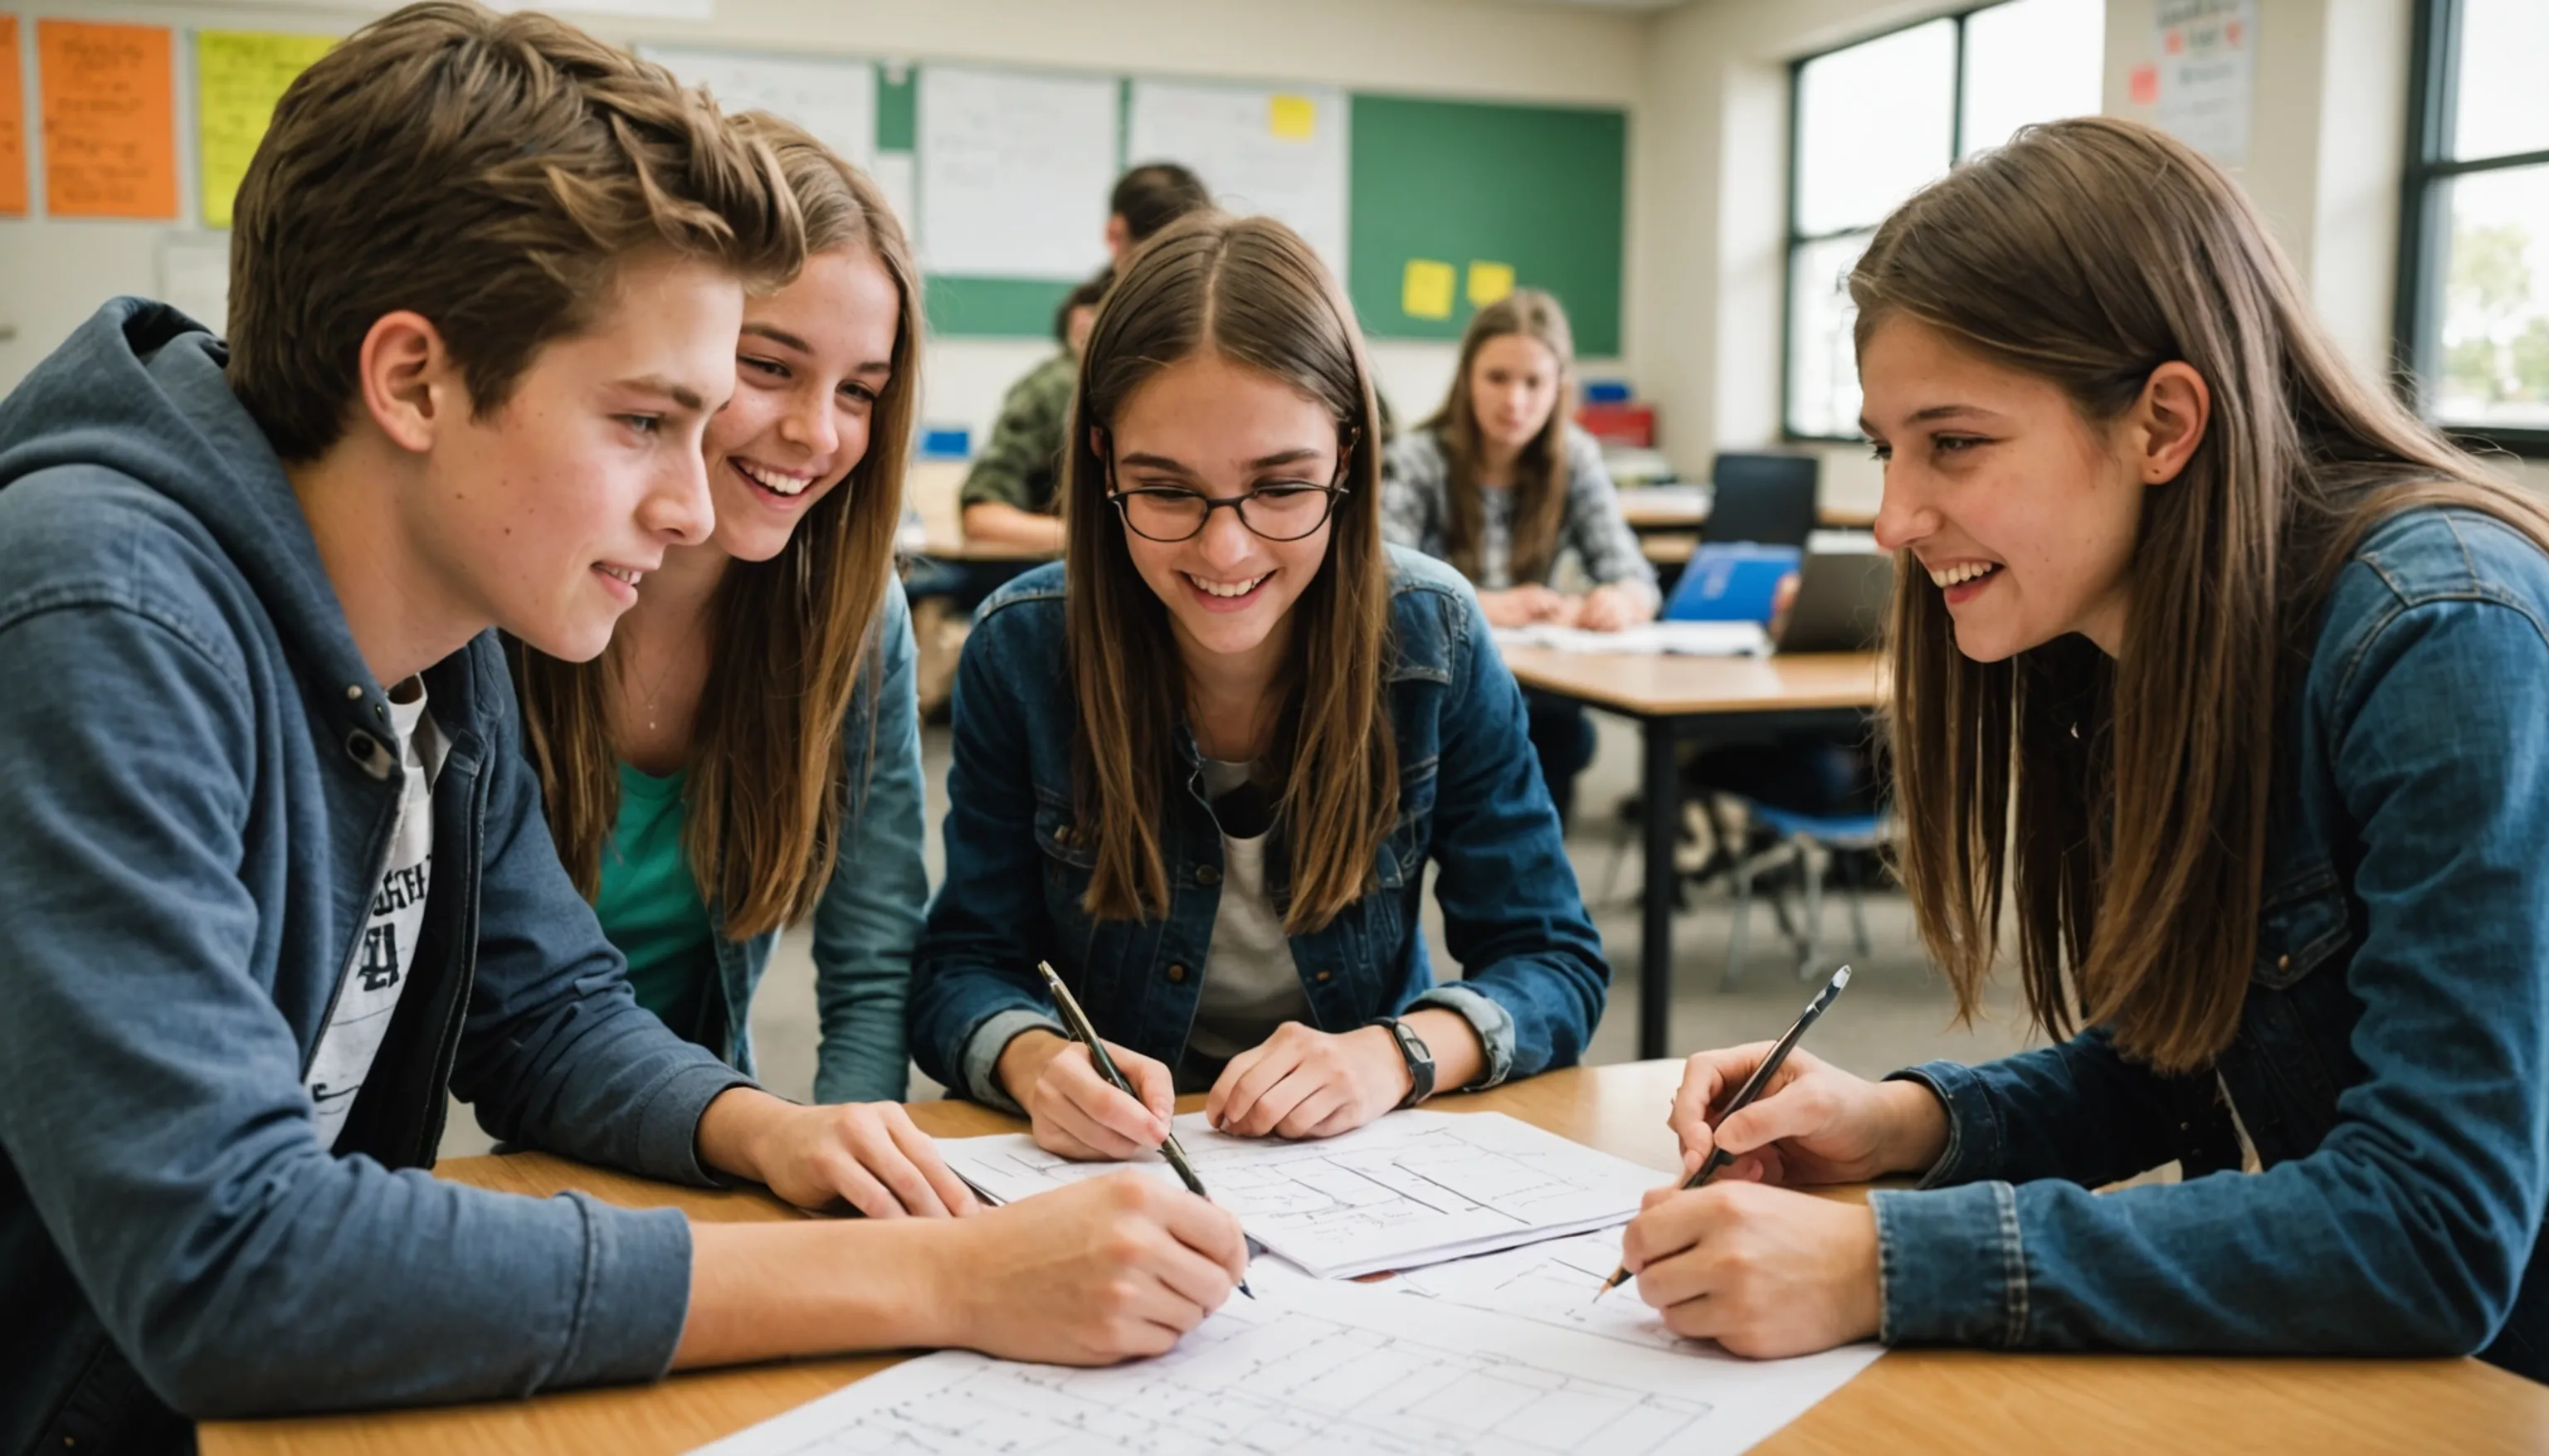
[1467,261,1516,308]
[1269,93,1316,141]
[1402,258,1455,320]
[196,30,335,229]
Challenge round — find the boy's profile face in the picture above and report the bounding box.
[408,249,740,662]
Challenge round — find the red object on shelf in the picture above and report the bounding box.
[1575,401,1655,448]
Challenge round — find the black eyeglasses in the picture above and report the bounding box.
[1101,429,1357,543]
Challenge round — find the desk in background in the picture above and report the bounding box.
[197,1061,2549,1456]
[1615,485,1881,536]
[1504,649,1883,1060]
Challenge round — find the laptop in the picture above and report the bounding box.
[1772,548,1895,654]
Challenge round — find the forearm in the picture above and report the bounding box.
[963,502,1065,551]
[1893,1030,2186,1190]
[673,1218,954,1368]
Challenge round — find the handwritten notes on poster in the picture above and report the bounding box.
[38,19,175,219]
[197,31,334,228]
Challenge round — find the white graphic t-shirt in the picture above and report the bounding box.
[305,682,444,1151]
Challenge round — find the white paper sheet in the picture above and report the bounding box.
[642,46,877,168]
[1494,621,1772,657]
[938,1109,1664,1279]
[690,1272,1880,1456]
[1126,79,1348,271]
[916,65,1117,280]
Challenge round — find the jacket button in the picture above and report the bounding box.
[1197,864,1221,886]
[2276,954,2290,970]
[344,684,363,700]
[1167,962,1188,983]
[1316,969,1333,983]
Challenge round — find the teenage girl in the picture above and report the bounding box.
[1382,290,1657,823]
[1619,117,2549,1380]
[910,214,1609,1160]
[512,116,963,1215]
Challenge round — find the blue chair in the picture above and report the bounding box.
[1723,802,1886,989]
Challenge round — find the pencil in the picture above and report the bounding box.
[1036,961,1254,1299]
[1597,964,1853,1298]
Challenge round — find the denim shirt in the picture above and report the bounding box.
[694,577,928,1105]
[908,547,1610,1108]
[1871,508,2549,1381]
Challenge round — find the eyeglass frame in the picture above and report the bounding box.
[1096,425,1362,543]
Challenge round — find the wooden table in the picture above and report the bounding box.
[1506,648,1885,1059]
[198,1062,2549,1456]
[914,530,1056,562]
[1615,488,1880,533]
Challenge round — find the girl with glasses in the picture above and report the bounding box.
[910,214,1609,1157]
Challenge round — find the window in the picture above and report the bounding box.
[2396,0,2549,453]
[1783,0,2105,441]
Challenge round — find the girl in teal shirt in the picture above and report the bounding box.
[513,116,964,1215]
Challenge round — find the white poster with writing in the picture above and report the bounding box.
[2154,0,2256,165]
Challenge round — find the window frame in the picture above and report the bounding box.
[1780,7,1994,446]
[2392,0,2549,457]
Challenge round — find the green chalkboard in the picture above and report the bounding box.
[923,275,1074,340]
[1346,95,1625,356]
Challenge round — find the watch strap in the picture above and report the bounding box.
[1372,1015,1435,1109]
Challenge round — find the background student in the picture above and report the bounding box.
[509,119,940,1160]
[1382,290,1657,824]
[946,267,1113,576]
[957,163,1213,564]
[1618,118,2549,1379]
[910,213,1610,1161]
[0,11,1241,1444]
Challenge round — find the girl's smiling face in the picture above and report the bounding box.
[1864,315,2195,661]
[701,246,900,564]
[1102,350,1345,670]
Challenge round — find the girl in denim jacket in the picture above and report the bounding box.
[511,119,968,1218]
[1620,117,2549,1381]
[909,214,1609,1161]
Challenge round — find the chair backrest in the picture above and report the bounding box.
[1705,452,1820,547]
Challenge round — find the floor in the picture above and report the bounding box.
[441,712,2041,1158]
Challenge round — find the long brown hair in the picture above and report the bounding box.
[1064,212,1397,933]
[1869,116,2549,1073]
[512,112,922,937]
[1423,289,1578,584]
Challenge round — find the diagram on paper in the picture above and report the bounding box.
[1394,1229,1698,1352]
[690,1278,1718,1456]
[938,1111,1664,1278]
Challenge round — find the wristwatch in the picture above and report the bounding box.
[1371,1016,1436,1109]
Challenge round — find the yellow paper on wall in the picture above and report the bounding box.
[1467,261,1516,308]
[1401,258,1455,320]
[1268,93,1316,141]
[197,30,334,229]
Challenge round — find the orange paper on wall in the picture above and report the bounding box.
[0,17,27,216]
[39,19,176,219]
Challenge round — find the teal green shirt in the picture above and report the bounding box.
[594,763,724,1054]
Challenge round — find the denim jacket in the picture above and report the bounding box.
[908,548,1610,1108]
[1873,507,2549,1381]
[691,577,928,1105]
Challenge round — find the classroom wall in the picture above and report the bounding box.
[0,0,1649,448]
[1636,0,2549,508]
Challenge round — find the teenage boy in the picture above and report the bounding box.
[0,5,1242,1449]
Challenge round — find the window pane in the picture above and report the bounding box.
[2453,0,2549,161]
[1786,231,1877,438]
[1961,0,2106,160]
[1795,20,1956,236]
[2432,164,2549,430]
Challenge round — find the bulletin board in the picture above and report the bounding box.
[0,19,1629,348]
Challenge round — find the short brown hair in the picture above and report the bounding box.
[227,0,805,461]
[515,114,923,938]
[1109,163,1211,246]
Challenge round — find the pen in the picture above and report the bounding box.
[1598,964,1853,1298]
[1036,961,1254,1299]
